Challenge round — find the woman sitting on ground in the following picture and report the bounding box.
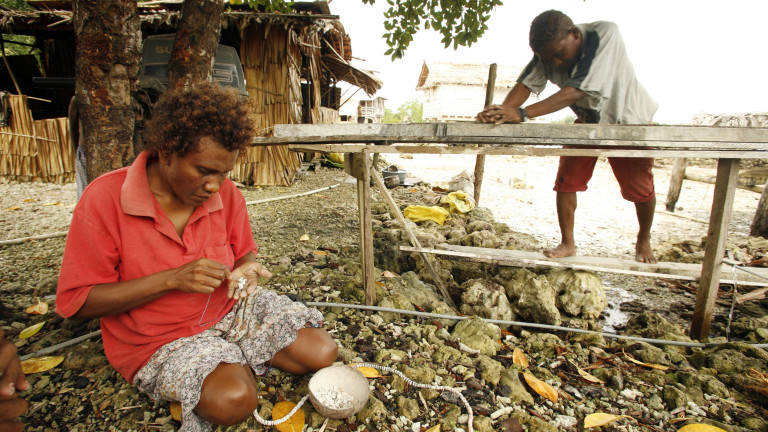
[56,82,337,431]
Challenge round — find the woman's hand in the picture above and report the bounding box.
[227,262,272,300]
[167,258,230,294]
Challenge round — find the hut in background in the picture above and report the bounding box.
[415,61,524,122]
[0,0,381,186]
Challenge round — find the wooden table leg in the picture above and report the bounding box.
[349,150,376,306]
[690,158,740,339]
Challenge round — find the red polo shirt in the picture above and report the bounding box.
[56,151,257,382]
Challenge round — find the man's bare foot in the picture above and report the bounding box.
[543,243,577,258]
[635,239,657,263]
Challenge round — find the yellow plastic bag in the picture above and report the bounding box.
[403,205,450,225]
[441,191,476,214]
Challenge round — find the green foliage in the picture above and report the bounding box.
[232,0,294,14]
[364,0,503,60]
[231,0,502,61]
[382,99,423,123]
[0,1,37,56]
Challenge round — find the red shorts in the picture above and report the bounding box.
[553,156,655,203]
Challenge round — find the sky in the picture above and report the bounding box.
[329,0,768,124]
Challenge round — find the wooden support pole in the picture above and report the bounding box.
[665,158,687,212]
[473,63,497,205]
[690,158,740,339]
[347,151,376,306]
[371,171,458,310]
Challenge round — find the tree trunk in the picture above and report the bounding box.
[168,0,224,90]
[751,178,768,238]
[73,0,141,181]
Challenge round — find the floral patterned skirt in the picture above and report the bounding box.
[133,289,323,432]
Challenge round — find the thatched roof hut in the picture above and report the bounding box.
[0,0,381,185]
[415,61,523,122]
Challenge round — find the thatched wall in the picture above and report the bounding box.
[0,95,73,183]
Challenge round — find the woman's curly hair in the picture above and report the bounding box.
[143,82,257,159]
[529,10,573,53]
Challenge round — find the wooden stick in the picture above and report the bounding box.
[371,170,458,309]
[691,158,740,339]
[665,158,687,211]
[473,63,497,205]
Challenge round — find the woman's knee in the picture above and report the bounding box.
[310,335,338,371]
[196,363,259,426]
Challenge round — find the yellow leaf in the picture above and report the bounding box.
[25,299,49,315]
[20,356,64,374]
[272,401,305,432]
[522,373,558,403]
[577,367,605,384]
[314,194,329,199]
[23,198,36,202]
[584,413,631,428]
[512,348,529,368]
[624,352,669,370]
[425,425,440,432]
[43,202,63,206]
[313,250,328,255]
[19,321,46,339]
[677,425,729,432]
[5,206,21,211]
[356,366,383,378]
[299,234,310,241]
[170,401,181,421]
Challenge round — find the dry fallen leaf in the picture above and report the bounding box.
[5,206,21,211]
[577,367,605,384]
[299,233,310,242]
[170,402,182,421]
[382,270,398,278]
[20,356,64,374]
[23,198,36,202]
[19,321,46,339]
[584,413,631,428]
[313,250,328,255]
[43,202,63,206]
[25,298,49,315]
[512,348,529,368]
[356,366,383,378]
[313,194,329,199]
[424,425,440,432]
[677,424,728,432]
[272,401,305,432]
[522,373,558,403]
[623,352,669,370]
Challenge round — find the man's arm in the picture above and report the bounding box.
[480,84,585,124]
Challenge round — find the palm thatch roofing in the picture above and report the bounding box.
[416,61,523,90]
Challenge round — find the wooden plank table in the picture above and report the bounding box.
[254,122,768,340]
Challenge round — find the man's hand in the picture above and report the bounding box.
[0,329,28,432]
[227,262,272,300]
[477,105,523,125]
[167,258,230,294]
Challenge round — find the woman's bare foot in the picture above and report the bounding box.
[635,238,657,263]
[543,243,577,258]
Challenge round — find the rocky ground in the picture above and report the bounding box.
[1,154,768,432]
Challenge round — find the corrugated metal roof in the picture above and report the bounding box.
[416,61,524,89]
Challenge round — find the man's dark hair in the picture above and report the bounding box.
[529,10,574,52]
[143,82,258,159]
